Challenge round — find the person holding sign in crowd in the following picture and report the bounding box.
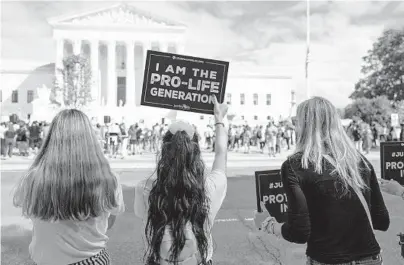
[13,109,125,265]
[134,96,228,265]
[254,97,390,265]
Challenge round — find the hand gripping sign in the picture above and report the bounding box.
[141,50,229,115]
[255,170,288,223]
[380,141,404,185]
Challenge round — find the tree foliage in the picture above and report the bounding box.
[351,28,404,101]
[344,96,404,125]
[336,108,345,118]
[52,54,93,109]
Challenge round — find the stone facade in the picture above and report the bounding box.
[0,3,296,126]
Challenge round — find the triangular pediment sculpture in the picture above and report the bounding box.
[48,4,185,28]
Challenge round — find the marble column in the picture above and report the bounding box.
[139,41,151,107]
[142,41,151,66]
[107,41,117,107]
[55,39,64,72]
[159,42,169,53]
[176,43,185,54]
[126,41,135,106]
[90,40,99,104]
[73,39,82,55]
[55,39,64,90]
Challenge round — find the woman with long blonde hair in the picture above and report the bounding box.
[13,109,125,265]
[254,97,390,265]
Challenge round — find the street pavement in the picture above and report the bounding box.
[1,150,296,229]
[0,149,380,172]
[2,150,402,265]
[0,150,290,171]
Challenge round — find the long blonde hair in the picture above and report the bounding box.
[13,109,118,221]
[294,97,368,195]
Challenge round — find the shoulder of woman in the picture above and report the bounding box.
[358,154,373,169]
[284,153,304,171]
[287,152,302,163]
[136,176,156,192]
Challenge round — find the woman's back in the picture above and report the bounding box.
[283,153,390,264]
[30,212,110,264]
[13,109,126,265]
[134,169,227,264]
[135,103,228,265]
[255,97,389,265]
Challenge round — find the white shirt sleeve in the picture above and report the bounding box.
[205,169,227,228]
[109,174,125,216]
[134,178,154,219]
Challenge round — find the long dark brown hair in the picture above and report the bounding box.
[145,130,210,265]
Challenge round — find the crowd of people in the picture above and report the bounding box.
[346,120,404,154]
[9,96,404,265]
[209,123,296,156]
[0,117,298,159]
[3,115,403,160]
[0,121,50,158]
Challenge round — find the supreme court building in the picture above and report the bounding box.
[0,3,296,126]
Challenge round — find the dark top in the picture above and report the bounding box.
[16,128,28,142]
[353,128,362,141]
[280,153,390,264]
[29,125,41,139]
[5,129,16,139]
[372,127,378,138]
[136,128,142,140]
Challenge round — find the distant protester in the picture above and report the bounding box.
[16,124,29,156]
[134,96,228,265]
[254,97,389,265]
[400,123,404,141]
[13,109,125,265]
[0,122,7,158]
[4,123,16,158]
[28,121,42,153]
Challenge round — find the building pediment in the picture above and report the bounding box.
[48,4,186,29]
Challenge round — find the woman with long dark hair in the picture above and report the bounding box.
[135,96,228,265]
[254,97,390,265]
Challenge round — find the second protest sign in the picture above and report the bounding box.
[255,170,288,223]
[380,141,404,185]
[141,50,229,115]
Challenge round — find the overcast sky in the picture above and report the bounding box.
[2,1,404,107]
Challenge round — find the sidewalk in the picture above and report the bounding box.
[0,148,282,161]
[0,153,281,162]
[0,149,380,171]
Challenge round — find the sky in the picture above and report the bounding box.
[1,0,404,108]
